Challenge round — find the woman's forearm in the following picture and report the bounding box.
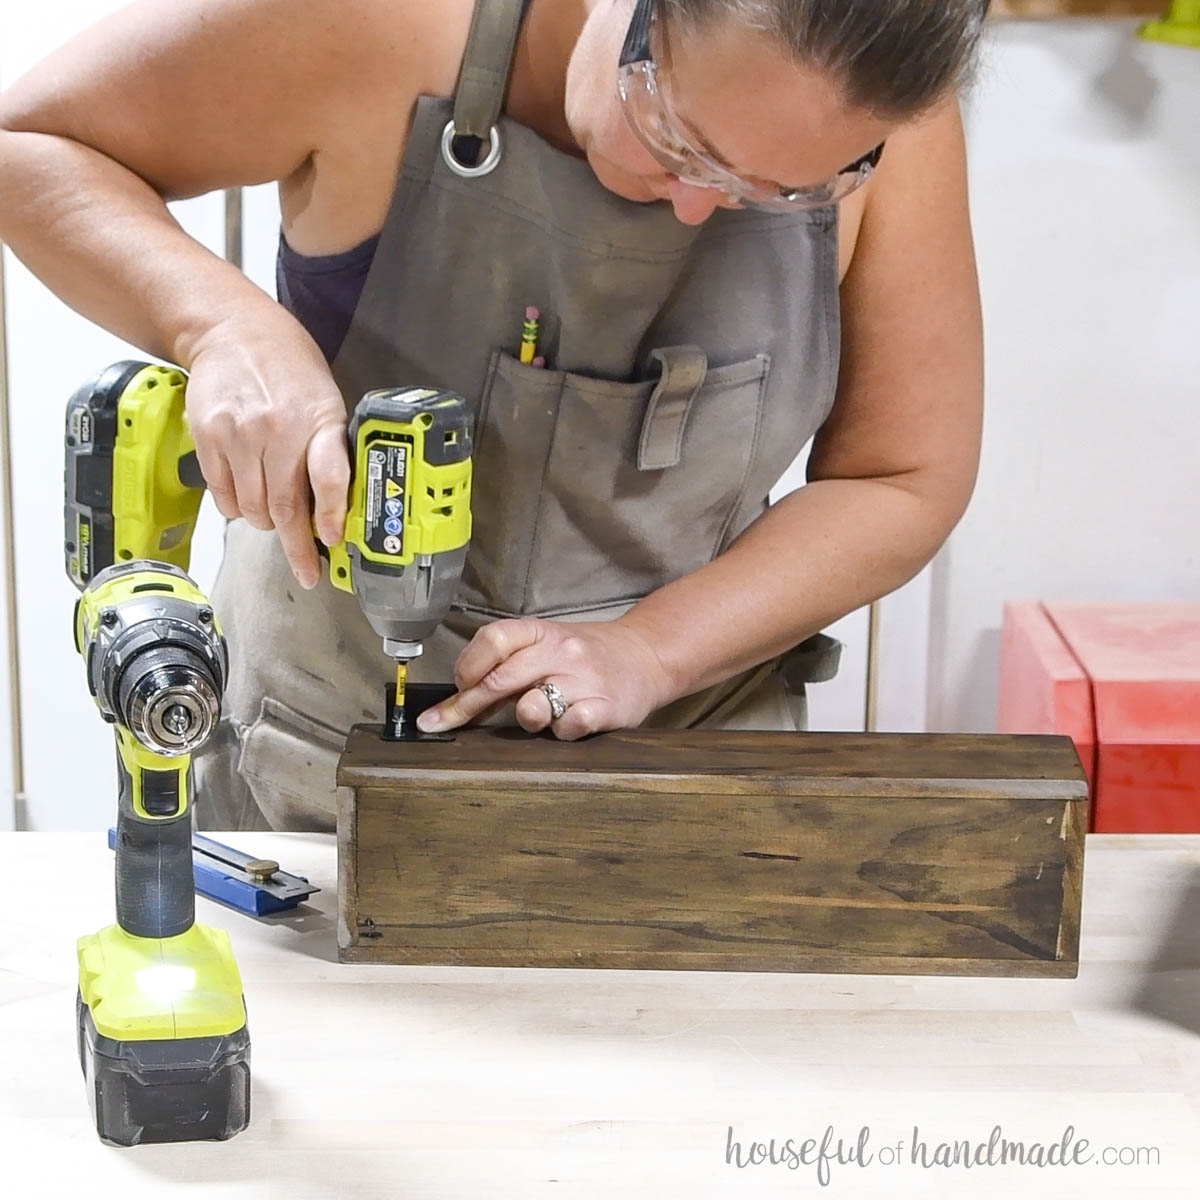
[616,473,966,702]
[0,125,354,586]
[0,128,281,365]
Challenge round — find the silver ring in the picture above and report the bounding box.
[536,681,569,721]
[440,120,502,178]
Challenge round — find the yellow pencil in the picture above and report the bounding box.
[520,305,540,365]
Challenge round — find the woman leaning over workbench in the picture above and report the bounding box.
[0,0,986,830]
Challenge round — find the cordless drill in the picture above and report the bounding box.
[71,560,250,1145]
[65,361,474,737]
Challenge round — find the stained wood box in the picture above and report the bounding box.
[335,728,1088,978]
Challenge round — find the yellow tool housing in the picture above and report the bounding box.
[328,396,473,591]
[78,924,246,1041]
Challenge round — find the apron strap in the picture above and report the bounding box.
[447,0,531,170]
[637,346,708,471]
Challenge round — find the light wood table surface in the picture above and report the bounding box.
[2,832,1198,1198]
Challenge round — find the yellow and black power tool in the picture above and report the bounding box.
[325,379,473,736]
[71,560,249,1145]
[65,360,474,737]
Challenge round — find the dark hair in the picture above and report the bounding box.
[663,0,989,119]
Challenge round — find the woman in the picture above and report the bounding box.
[0,0,985,830]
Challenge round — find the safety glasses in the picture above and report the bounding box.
[616,0,884,211]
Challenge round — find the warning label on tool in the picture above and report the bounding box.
[363,435,410,557]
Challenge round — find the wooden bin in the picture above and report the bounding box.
[335,728,1088,977]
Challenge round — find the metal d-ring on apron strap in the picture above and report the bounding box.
[442,0,533,176]
[637,346,708,470]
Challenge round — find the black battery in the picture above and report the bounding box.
[76,989,251,1146]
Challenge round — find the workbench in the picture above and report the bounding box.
[2,832,1197,1197]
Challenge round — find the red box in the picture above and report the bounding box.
[998,603,1200,832]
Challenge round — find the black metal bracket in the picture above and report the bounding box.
[381,682,457,742]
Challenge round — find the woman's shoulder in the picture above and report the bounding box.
[309,0,474,95]
[276,0,477,252]
[2,0,468,130]
[215,0,474,142]
[836,93,969,286]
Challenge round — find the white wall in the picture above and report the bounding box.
[929,20,1200,732]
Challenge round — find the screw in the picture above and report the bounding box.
[100,609,118,627]
[198,608,213,624]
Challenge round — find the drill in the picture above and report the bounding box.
[65,361,473,737]
[71,560,250,1145]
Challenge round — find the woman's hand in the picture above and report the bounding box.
[183,309,351,590]
[415,617,676,740]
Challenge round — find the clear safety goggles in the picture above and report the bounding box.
[616,0,884,212]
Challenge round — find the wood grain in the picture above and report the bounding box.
[337,728,1088,977]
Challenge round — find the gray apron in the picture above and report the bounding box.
[193,0,842,832]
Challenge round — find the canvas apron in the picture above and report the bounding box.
[193,0,843,832]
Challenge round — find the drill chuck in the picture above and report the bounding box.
[117,645,221,755]
[76,562,228,757]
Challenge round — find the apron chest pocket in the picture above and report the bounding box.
[462,345,771,617]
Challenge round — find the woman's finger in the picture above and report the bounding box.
[192,441,241,522]
[513,685,557,734]
[549,696,606,742]
[514,688,603,740]
[419,641,551,732]
[263,439,320,589]
[225,439,271,532]
[445,695,511,729]
[307,421,351,547]
[452,618,546,691]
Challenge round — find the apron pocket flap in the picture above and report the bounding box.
[637,345,708,471]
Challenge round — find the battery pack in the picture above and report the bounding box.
[76,989,251,1146]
